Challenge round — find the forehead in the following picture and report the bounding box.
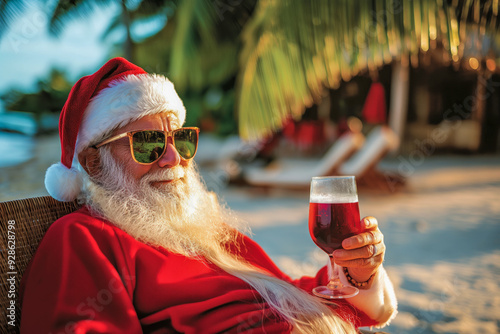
[114,113,180,134]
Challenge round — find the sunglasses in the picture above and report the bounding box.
[93,127,200,164]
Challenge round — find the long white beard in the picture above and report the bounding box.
[80,147,355,334]
[83,148,244,257]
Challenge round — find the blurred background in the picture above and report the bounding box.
[1,1,499,333]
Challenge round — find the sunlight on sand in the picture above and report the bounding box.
[224,160,500,334]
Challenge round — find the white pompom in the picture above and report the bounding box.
[44,163,83,202]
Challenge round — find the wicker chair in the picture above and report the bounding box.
[0,196,81,333]
[0,196,388,334]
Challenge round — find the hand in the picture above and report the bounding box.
[332,216,385,285]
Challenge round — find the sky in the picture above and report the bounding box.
[0,2,117,106]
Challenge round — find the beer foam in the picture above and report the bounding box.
[309,176,358,203]
[310,193,358,204]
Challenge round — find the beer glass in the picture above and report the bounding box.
[308,176,364,299]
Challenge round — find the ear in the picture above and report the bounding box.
[78,147,102,177]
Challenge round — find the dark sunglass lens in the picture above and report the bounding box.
[132,131,166,163]
[174,129,198,159]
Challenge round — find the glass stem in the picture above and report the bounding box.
[327,255,343,290]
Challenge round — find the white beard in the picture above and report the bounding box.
[83,147,245,257]
[80,147,355,334]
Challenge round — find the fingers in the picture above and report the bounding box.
[334,254,384,269]
[333,243,385,270]
[333,242,385,261]
[334,242,385,269]
[363,216,378,230]
[340,216,382,250]
[342,229,383,250]
[334,216,386,280]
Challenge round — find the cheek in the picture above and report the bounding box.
[126,163,153,182]
[111,145,152,181]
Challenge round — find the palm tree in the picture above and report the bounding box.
[136,0,257,92]
[47,0,138,61]
[134,0,257,133]
[236,0,500,140]
[0,0,30,39]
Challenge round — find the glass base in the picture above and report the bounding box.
[312,285,359,299]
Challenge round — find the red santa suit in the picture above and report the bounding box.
[20,207,396,333]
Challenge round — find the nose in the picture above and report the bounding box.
[157,142,181,168]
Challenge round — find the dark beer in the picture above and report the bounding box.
[308,202,362,254]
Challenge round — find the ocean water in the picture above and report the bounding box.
[0,112,37,167]
[0,132,34,168]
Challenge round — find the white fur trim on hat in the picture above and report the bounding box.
[75,73,186,155]
[45,162,83,202]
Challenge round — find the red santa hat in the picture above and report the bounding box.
[45,57,186,202]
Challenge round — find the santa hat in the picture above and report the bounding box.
[45,57,186,202]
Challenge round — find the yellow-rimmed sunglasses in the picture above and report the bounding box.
[93,127,200,165]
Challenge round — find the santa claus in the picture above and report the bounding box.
[20,58,397,333]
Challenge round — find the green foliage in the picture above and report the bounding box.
[1,68,72,116]
[136,0,254,94]
[134,0,256,136]
[203,87,238,137]
[181,87,238,137]
[48,0,114,37]
[0,0,29,39]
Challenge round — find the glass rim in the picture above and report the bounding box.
[311,176,355,180]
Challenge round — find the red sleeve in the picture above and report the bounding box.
[235,234,380,328]
[20,212,142,334]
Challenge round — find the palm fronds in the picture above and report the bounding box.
[162,0,255,93]
[0,0,30,39]
[237,0,500,140]
[48,0,114,36]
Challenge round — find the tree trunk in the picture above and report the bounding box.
[121,0,134,62]
[388,60,410,154]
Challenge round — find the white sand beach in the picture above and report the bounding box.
[220,156,500,334]
[2,133,500,333]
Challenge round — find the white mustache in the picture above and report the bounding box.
[142,167,186,183]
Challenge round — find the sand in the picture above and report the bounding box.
[0,134,61,201]
[2,133,499,334]
[221,156,500,334]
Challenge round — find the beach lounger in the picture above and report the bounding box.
[339,125,405,191]
[243,131,365,189]
[243,126,405,192]
[195,134,261,166]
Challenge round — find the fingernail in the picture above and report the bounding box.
[333,250,344,258]
[365,219,371,228]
